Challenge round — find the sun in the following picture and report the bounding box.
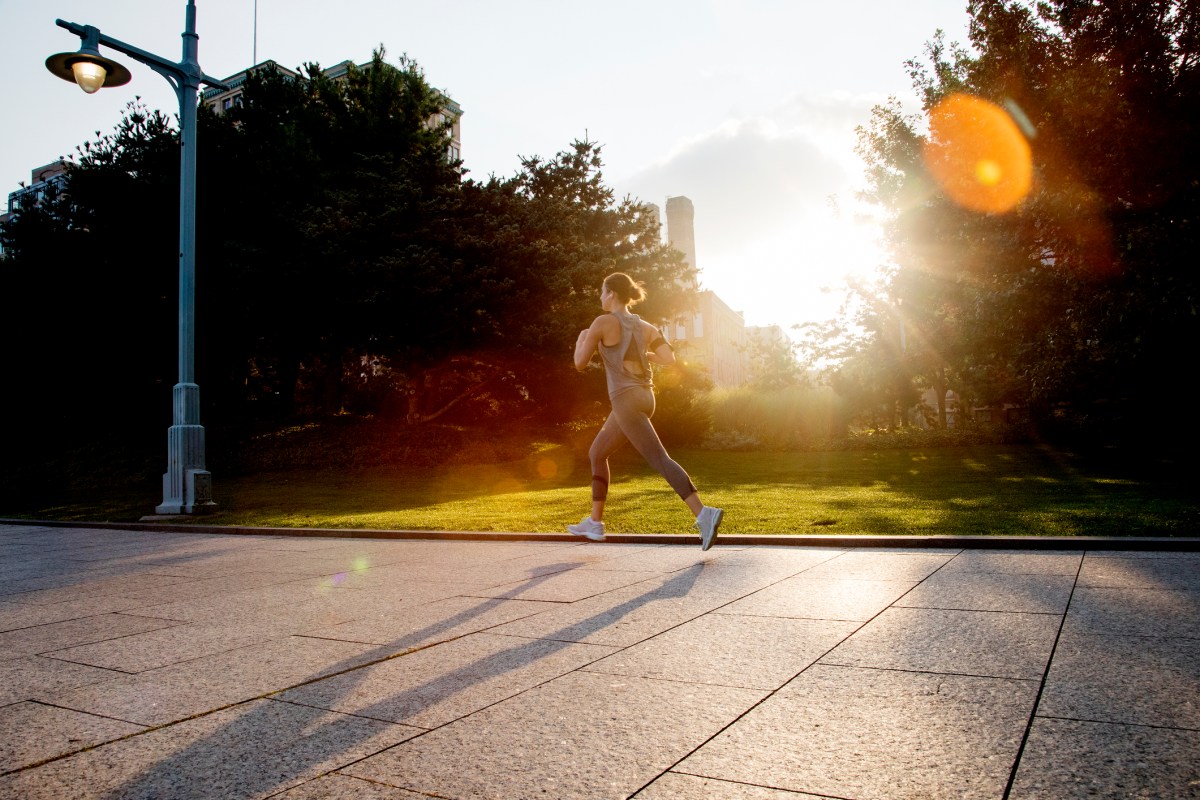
[705,208,887,333]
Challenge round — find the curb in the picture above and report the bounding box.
[2,518,1198,551]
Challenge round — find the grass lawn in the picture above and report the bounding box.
[7,441,1195,537]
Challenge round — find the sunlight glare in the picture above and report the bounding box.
[923,93,1032,214]
[721,209,888,332]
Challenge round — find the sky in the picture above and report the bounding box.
[1,0,973,334]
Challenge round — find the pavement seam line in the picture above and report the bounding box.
[0,696,261,778]
[1001,549,1086,799]
[1032,713,1200,734]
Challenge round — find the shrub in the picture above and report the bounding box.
[705,385,847,450]
[836,424,1032,450]
[652,363,715,447]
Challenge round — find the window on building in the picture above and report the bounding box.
[693,313,704,337]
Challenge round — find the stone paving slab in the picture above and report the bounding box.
[937,550,1083,575]
[273,773,431,798]
[111,570,319,606]
[894,571,1076,614]
[485,566,729,647]
[43,606,356,673]
[0,654,125,706]
[584,613,859,690]
[300,594,560,650]
[819,606,1061,679]
[122,579,375,623]
[342,670,766,799]
[677,664,1038,800]
[1063,586,1200,638]
[634,773,827,799]
[0,612,183,656]
[676,557,849,600]
[463,567,664,602]
[1076,555,1200,590]
[276,631,616,728]
[720,576,918,621]
[0,523,1196,799]
[0,597,179,633]
[0,698,420,799]
[1084,550,1200,560]
[0,572,192,603]
[0,701,145,773]
[1039,630,1200,729]
[339,556,578,592]
[39,635,385,727]
[574,544,749,574]
[792,550,954,581]
[1009,717,1200,799]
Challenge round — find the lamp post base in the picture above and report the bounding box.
[155,468,216,515]
[155,421,216,515]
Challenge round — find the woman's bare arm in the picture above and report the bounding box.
[575,316,614,371]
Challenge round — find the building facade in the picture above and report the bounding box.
[666,290,750,388]
[665,195,697,272]
[658,194,750,387]
[1,160,70,256]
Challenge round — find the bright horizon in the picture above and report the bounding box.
[1,0,972,334]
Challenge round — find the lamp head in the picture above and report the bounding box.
[46,30,132,93]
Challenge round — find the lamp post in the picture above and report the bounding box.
[46,1,225,514]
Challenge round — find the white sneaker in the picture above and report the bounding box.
[568,516,606,542]
[695,506,723,551]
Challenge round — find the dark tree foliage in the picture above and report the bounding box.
[0,103,180,440]
[853,0,1200,442]
[0,48,697,477]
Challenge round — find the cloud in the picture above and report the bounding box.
[612,92,890,329]
[615,91,879,259]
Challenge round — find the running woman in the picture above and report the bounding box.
[569,272,723,549]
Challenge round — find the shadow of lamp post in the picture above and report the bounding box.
[45,0,225,514]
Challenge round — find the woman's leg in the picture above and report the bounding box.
[610,388,700,509]
[586,410,628,521]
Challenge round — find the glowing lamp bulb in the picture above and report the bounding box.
[71,60,107,94]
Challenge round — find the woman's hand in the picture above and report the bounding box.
[574,324,599,371]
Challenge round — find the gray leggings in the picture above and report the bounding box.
[589,386,698,502]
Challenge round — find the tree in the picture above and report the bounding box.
[1,50,697,445]
[402,139,695,425]
[744,329,805,391]
[854,0,1200,441]
[195,51,466,420]
[0,102,180,434]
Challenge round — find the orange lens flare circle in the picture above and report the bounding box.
[923,93,1032,214]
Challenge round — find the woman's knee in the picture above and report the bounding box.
[588,442,607,469]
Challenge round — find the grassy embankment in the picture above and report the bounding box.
[4,419,1194,537]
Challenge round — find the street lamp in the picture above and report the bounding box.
[46,1,226,515]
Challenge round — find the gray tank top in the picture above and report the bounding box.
[600,310,652,398]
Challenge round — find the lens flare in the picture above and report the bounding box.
[535,457,559,479]
[923,93,1032,214]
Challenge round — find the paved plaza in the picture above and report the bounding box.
[0,521,1196,799]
